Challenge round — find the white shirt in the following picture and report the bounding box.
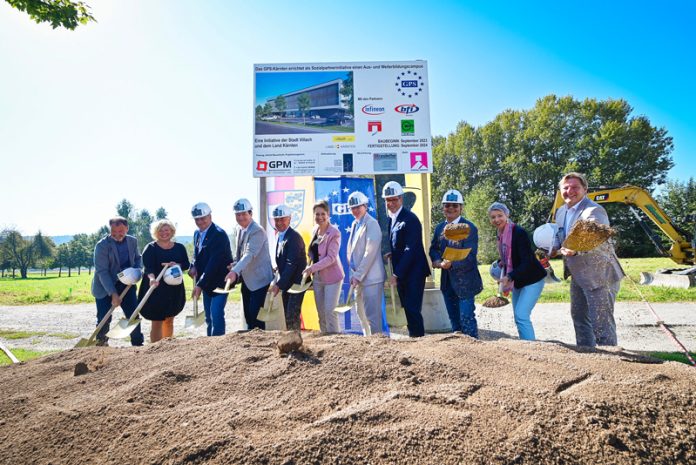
[564,202,582,235]
[195,224,212,253]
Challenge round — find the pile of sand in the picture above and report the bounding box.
[1,332,694,464]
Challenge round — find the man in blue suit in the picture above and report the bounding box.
[383,181,431,337]
[429,189,483,337]
[269,204,307,331]
[189,202,232,336]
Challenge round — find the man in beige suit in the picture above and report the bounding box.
[554,172,624,347]
[347,191,386,335]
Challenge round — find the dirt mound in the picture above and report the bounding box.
[1,332,694,464]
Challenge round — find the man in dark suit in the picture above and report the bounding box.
[383,181,431,337]
[269,204,307,330]
[91,216,144,346]
[189,202,232,336]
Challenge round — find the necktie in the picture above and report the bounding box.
[236,230,244,261]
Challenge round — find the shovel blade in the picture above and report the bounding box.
[74,338,95,348]
[106,318,141,339]
[287,282,312,294]
[184,313,206,328]
[213,288,233,294]
[334,305,352,313]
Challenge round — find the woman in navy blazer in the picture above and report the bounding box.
[488,202,546,340]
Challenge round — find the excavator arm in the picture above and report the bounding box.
[551,185,694,266]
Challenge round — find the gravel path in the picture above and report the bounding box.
[1,300,695,354]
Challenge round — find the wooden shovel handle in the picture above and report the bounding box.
[127,264,170,323]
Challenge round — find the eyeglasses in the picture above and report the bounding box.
[443,203,460,209]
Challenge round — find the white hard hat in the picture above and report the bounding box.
[382,181,404,198]
[270,204,292,218]
[489,261,503,280]
[118,267,142,285]
[347,191,369,207]
[233,198,253,213]
[533,223,559,252]
[442,189,464,204]
[163,265,183,286]
[191,202,212,219]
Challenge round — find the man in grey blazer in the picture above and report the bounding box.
[554,172,624,347]
[226,198,274,330]
[91,216,144,346]
[347,191,386,335]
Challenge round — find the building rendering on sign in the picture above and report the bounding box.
[265,78,350,120]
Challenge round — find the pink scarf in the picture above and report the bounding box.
[497,222,515,292]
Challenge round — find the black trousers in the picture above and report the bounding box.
[281,290,306,331]
[396,274,426,337]
[242,280,270,330]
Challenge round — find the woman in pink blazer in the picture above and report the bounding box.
[304,200,344,333]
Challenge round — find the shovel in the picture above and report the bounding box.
[213,278,235,294]
[257,290,280,322]
[334,284,356,313]
[288,259,313,294]
[75,285,132,348]
[107,265,170,339]
[184,295,205,329]
[482,263,510,308]
[385,257,408,327]
[0,339,20,364]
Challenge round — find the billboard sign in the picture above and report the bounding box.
[253,61,432,177]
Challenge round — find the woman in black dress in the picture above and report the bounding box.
[138,219,190,342]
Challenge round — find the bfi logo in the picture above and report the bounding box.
[368,121,382,135]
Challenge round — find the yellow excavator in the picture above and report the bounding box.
[551,185,696,288]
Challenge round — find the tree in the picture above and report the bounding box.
[255,105,264,120]
[297,93,311,125]
[658,178,696,240]
[32,231,56,276]
[339,72,354,115]
[274,95,286,117]
[462,182,499,264]
[111,199,167,250]
[1,229,34,278]
[116,199,135,219]
[0,233,13,277]
[5,0,95,30]
[263,102,273,118]
[432,95,675,257]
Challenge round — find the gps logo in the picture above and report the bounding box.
[332,203,352,215]
[395,104,419,114]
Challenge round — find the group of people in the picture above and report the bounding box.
[90,172,624,349]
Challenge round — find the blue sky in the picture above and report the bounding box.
[1,0,694,236]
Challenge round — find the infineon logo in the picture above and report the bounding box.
[395,104,419,114]
[362,105,385,115]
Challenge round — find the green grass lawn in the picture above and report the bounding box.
[1,257,692,306]
[466,257,696,303]
[0,273,240,305]
[648,352,696,366]
[0,348,56,366]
